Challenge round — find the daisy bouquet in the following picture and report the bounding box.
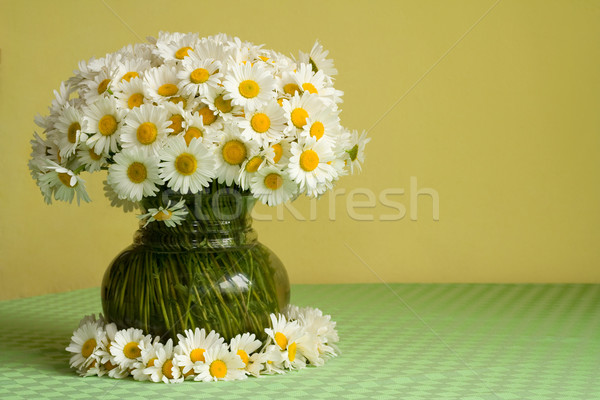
[30,32,367,356]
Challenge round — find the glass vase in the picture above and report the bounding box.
[101,185,290,342]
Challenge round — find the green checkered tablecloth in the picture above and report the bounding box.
[0,284,599,399]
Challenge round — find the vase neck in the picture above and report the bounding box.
[134,188,257,251]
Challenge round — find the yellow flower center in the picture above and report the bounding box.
[190,348,206,363]
[196,107,217,125]
[88,149,102,161]
[209,360,227,379]
[309,121,325,140]
[288,342,297,362]
[162,359,174,379]
[98,115,117,136]
[147,357,157,367]
[123,342,141,359]
[237,350,249,366]
[168,114,184,135]
[239,79,259,98]
[175,46,193,60]
[190,68,210,84]
[222,140,247,165]
[121,71,139,82]
[283,83,300,96]
[158,83,178,97]
[175,153,197,175]
[250,113,270,133]
[81,338,96,358]
[97,79,110,95]
[184,127,203,146]
[245,156,262,173]
[277,98,284,107]
[215,95,233,113]
[299,149,319,172]
[259,56,270,62]
[271,143,283,163]
[67,122,80,144]
[302,82,318,94]
[291,108,308,128]
[154,210,173,221]
[58,172,76,188]
[127,93,144,109]
[104,360,117,371]
[264,173,283,190]
[136,122,158,145]
[127,162,147,183]
[169,96,187,108]
[274,332,288,350]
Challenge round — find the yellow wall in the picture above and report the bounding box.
[1,0,599,300]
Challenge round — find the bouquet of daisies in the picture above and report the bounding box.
[28,32,370,224]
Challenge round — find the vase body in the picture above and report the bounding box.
[101,188,290,341]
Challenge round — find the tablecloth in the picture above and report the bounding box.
[0,284,599,399]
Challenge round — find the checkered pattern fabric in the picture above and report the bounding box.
[1,284,599,399]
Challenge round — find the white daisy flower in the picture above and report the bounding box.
[177,55,222,98]
[298,40,338,81]
[248,344,286,376]
[182,112,215,146]
[120,103,172,155]
[194,35,231,61]
[114,77,149,110]
[38,163,91,205]
[81,68,115,104]
[53,106,85,158]
[239,101,286,147]
[299,108,341,145]
[229,333,263,372]
[108,148,162,202]
[250,166,297,206]
[193,344,246,382]
[193,104,222,131]
[76,144,107,172]
[162,102,188,139]
[159,136,216,194]
[223,62,276,112]
[292,63,327,96]
[28,132,50,180]
[84,97,125,155]
[345,129,371,174]
[65,320,106,370]
[113,58,151,84]
[155,32,199,62]
[131,337,161,381]
[264,313,307,370]
[214,127,257,186]
[109,327,151,370]
[174,328,225,377]
[202,87,243,122]
[143,339,184,384]
[289,306,340,364]
[238,150,269,191]
[138,199,188,228]
[281,93,325,135]
[103,180,139,212]
[288,138,337,197]
[265,140,292,168]
[97,323,130,379]
[144,65,181,102]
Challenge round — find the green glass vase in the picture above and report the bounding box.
[101,186,290,341]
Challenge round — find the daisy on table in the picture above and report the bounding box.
[264,313,308,371]
[142,339,184,384]
[174,328,225,378]
[287,137,338,198]
[193,343,246,382]
[158,136,216,194]
[228,333,263,374]
[66,319,106,372]
[109,327,152,371]
[131,337,161,381]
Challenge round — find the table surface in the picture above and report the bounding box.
[0,284,599,400]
